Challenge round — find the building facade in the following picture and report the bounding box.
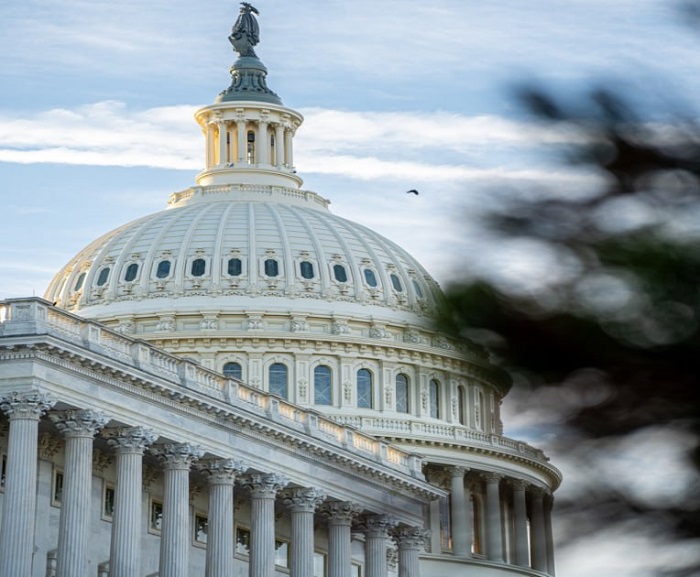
[0,5,560,577]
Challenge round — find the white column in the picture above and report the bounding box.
[217,121,228,166]
[236,117,247,163]
[50,410,109,577]
[152,444,203,577]
[274,124,285,168]
[199,459,247,577]
[510,480,529,567]
[448,466,470,557]
[321,501,362,577]
[530,488,547,572]
[392,526,428,577]
[483,473,504,562]
[105,427,158,577]
[241,473,288,577]
[545,494,556,575]
[361,515,394,577]
[205,123,214,169]
[257,118,269,165]
[284,127,294,167]
[0,391,55,577]
[282,487,326,577]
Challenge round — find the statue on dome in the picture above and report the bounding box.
[229,2,260,58]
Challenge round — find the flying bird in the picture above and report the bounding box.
[406,189,419,195]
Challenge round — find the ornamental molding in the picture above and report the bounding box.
[151,443,204,469]
[197,458,248,483]
[319,500,363,524]
[104,426,158,453]
[50,409,109,438]
[240,472,288,498]
[280,486,327,512]
[0,391,56,420]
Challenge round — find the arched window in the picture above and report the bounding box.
[429,379,440,418]
[264,259,279,277]
[228,258,242,276]
[356,369,373,408]
[471,494,483,555]
[156,260,171,279]
[390,273,403,292]
[247,130,255,164]
[124,263,139,282]
[223,362,242,380]
[74,272,86,291]
[333,264,348,283]
[314,365,332,406]
[396,374,409,413]
[300,261,314,279]
[363,269,378,287]
[474,387,484,430]
[191,258,206,277]
[96,268,110,287]
[458,386,466,425]
[269,363,288,399]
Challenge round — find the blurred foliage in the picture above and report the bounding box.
[438,86,700,573]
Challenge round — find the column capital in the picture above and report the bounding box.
[281,486,327,512]
[0,391,55,420]
[240,472,288,498]
[151,443,203,470]
[198,458,248,484]
[357,514,397,538]
[447,465,468,479]
[391,525,430,550]
[481,471,503,484]
[49,409,109,438]
[320,500,363,524]
[529,486,548,499]
[104,426,158,454]
[508,478,530,491]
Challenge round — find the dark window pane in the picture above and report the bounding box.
[269,363,288,399]
[74,272,86,291]
[412,279,423,298]
[156,260,171,279]
[228,258,242,276]
[264,259,279,277]
[364,269,377,287]
[390,274,403,292]
[314,365,332,405]
[223,362,242,380]
[125,263,139,282]
[191,258,206,277]
[357,369,373,408]
[300,261,314,279]
[396,374,409,413]
[429,379,440,418]
[96,268,110,287]
[458,386,466,425]
[333,264,347,283]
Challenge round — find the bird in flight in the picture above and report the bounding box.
[406,189,419,195]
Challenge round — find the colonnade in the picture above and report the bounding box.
[0,392,427,577]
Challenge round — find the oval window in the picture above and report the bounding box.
[191,258,206,277]
[333,264,347,283]
[300,261,314,279]
[156,260,171,279]
[96,268,110,287]
[124,263,139,282]
[264,259,279,277]
[228,258,242,276]
[412,279,424,298]
[74,272,86,291]
[390,273,403,292]
[363,269,378,287]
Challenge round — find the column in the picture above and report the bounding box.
[236,116,247,163]
[50,410,109,577]
[509,479,529,567]
[152,443,204,577]
[0,391,55,577]
[274,124,285,168]
[205,122,214,168]
[361,514,395,577]
[284,127,294,167]
[483,473,504,562]
[282,487,327,577]
[257,116,269,165]
[105,427,158,577]
[391,526,428,577]
[545,494,556,575]
[320,501,362,577]
[241,473,288,577]
[530,488,547,572]
[217,120,228,166]
[199,459,247,577]
[448,466,470,557]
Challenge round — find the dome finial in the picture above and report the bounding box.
[229,3,261,58]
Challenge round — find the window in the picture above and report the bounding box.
[74,272,86,291]
[96,267,110,287]
[458,386,466,425]
[156,260,171,279]
[223,361,242,380]
[0,454,6,490]
[333,264,347,283]
[150,500,163,533]
[357,369,373,409]
[236,527,251,556]
[269,363,288,399]
[440,495,452,552]
[396,374,409,413]
[194,514,208,545]
[352,564,362,577]
[474,388,484,430]
[300,261,314,279]
[390,273,403,292]
[124,263,139,282]
[52,469,64,506]
[247,131,256,163]
[228,258,242,276]
[264,259,279,277]
[275,540,289,568]
[412,279,424,298]
[314,365,332,406]
[363,269,378,287]
[314,552,327,577]
[102,483,115,520]
[191,258,206,277]
[429,379,440,418]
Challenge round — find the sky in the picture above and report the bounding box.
[1,1,700,576]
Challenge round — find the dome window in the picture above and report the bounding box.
[247,131,255,164]
[228,258,242,277]
[156,260,171,279]
[269,363,288,399]
[390,274,403,292]
[223,362,242,380]
[412,279,423,298]
[314,365,332,406]
[300,261,314,280]
[356,369,373,409]
[191,258,206,277]
[429,379,440,419]
[458,385,466,425]
[264,259,279,277]
[124,263,139,282]
[396,374,409,413]
[363,269,378,287]
[96,268,110,287]
[74,272,86,292]
[333,264,347,283]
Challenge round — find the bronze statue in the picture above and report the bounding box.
[229,2,260,58]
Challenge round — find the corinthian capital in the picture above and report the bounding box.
[0,391,55,420]
[391,525,430,550]
[151,443,204,469]
[197,459,248,484]
[104,426,158,454]
[319,500,363,524]
[50,409,109,438]
[240,473,288,498]
[280,487,327,512]
[358,514,397,537]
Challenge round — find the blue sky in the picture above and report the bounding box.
[2,1,700,575]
